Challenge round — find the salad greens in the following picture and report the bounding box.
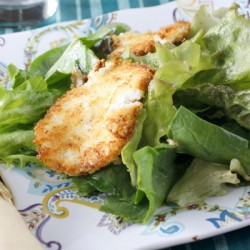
[1,6,250,223]
[0,23,129,167]
[168,106,250,174]
[167,158,241,207]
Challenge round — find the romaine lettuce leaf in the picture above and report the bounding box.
[72,163,135,198]
[181,8,250,88]
[29,45,68,77]
[73,145,180,223]
[168,106,250,174]
[175,83,250,130]
[173,8,250,132]
[0,86,61,133]
[101,145,178,223]
[121,109,147,186]
[141,41,212,146]
[200,9,250,83]
[189,4,227,37]
[7,64,47,90]
[80,22,130,46]
[29,22,130,79]
[167,158,241,207]
[0,130,36,157]
[45,38,98,89]
[0,84,61,166]
[0,130,42,167]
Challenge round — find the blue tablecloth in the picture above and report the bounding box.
[0,0,249,249]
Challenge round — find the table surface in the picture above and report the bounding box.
[0,0,249,249]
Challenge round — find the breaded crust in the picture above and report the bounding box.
[34,59,155,176]
[111,21,190,56]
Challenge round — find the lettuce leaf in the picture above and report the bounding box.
[0,130,42,167]
[44,38,98,90]
[121,109,147,186]
[189,4,227,37]
[0,130,36,157]
[175,84,250,130]
[200,10,250,82]
[168,158,241,207]
[73,145,181,223]
[72,163,135,198]
[29,22,130,79]
[141,41,212,146]
[0,84,61,166]
[7,64,47,90]
[0,86,61,133]
[168,106,250,174]
[29,45,68,77]
[102,145,178,223]
[173,9,250,132]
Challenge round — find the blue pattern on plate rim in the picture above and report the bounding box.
[0,62,9,87]
[0,36,5,47]
[13,163,71,196]
[19,203,62,250]
[237,0,250,17]
[97,213,134,235]
[207,210,242,229]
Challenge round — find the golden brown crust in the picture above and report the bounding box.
[34,59,155,176]
[111,21,190,56]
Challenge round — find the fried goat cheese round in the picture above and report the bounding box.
[33,59,155,176]
[111,21,190,56]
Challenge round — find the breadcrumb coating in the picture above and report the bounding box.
[34,59,154,176]
[111,21,190,56]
